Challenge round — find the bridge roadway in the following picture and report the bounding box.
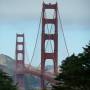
[25,66,59,84]
[15,65,59,84]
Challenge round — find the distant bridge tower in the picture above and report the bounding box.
[15,34,25,90]
[41,2,58,89]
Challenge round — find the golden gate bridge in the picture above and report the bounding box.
[15,2,69,90]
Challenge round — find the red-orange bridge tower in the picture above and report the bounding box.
[41,2,58,89]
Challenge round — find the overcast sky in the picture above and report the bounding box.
[0,0,90,25]
[0,0,90,66]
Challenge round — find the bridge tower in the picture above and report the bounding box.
[15,34,25,90]
[41,2,58,89]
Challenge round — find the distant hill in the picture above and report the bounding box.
[0,54,15,75]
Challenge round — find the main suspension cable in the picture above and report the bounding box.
[29,12,42,66]
[58,9,70,57]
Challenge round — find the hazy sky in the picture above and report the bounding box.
[0,0,90,24]
[0,0,90,66]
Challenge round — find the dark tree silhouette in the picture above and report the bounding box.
[0,70,17,90]
[52,42,90,90]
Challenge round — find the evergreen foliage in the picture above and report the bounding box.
[52,42,90,90]
[0,70,17,90]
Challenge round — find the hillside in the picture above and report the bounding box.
[0,54,15,75]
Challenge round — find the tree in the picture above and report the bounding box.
[52,42,90,90]
[0,69,17,90]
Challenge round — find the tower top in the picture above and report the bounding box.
[42,2,57,10]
